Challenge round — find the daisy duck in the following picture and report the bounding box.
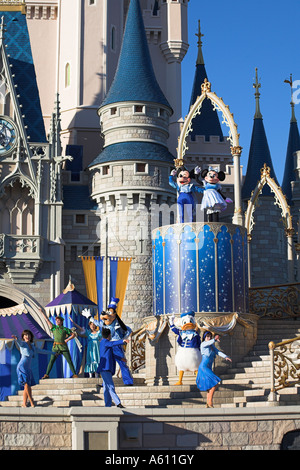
[82,297,133,385]
[169,166,203,223]
[169,311,201,385]
[200,166,232,222]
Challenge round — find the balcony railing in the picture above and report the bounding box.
[0,234,43,259]
[249,283,300,319]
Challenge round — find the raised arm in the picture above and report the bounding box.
[39,307,53,329]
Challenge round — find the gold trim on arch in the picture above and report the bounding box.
[245,163,293,239]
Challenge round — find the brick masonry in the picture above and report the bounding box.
[1,407,300,450]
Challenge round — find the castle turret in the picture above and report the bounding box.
[89,0,177,329]
[282,77,300,206]
[242,69,279,200]
[159,0,189,155]
[242,69,288,286]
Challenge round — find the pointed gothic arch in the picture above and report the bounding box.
[177,78,243,225]
[245,163,294,283]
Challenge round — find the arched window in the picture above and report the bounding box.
[65,62,71,88]
[0,180,34,235]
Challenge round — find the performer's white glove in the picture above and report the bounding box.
[81,308,91,319]
[169,313,175,325]
[194,166,201,174]
[170,169,177,176]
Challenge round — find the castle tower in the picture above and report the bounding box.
[89,0,177,329]
[282,77,300,281]
[159,0,189,155]
[242,69,288,286]
[282,78,300,206]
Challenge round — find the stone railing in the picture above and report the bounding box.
[0,234,43,283]
[249,283,300,319]
[0,234,42,259]
[268,336,300,402]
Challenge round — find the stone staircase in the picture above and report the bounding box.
[1,318,300,409]
[219,318,300,407]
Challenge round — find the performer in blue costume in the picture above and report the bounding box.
[98,328,129,407]
[169,311,201,385]
[12,330,55,407]
[82,297,133,385]
[196,331,232,407]
[169,166,203,223]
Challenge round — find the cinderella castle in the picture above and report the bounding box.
[0,0,300,451]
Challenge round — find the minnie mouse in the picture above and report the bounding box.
[201,167,232,222]
[169,166,203,223]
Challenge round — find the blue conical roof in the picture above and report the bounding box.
[281,117,300,205]
[101,0,171,109]
[242,116,279,199]
[189,62,223,141]
[1,11,46,142]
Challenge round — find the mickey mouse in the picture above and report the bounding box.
[200,167,232,222]
[169,166,203,223]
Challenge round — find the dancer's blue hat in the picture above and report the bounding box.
[107,297,120,310]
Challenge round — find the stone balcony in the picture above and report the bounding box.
[0,234,43,284]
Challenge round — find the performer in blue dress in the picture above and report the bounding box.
[69,316,102,377]
[196,331,232,407]
[82,297,133,385]
[200,167,232,222]
[12,330,54,407]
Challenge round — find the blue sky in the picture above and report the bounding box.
[181,0,300,183]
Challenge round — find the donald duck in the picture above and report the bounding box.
[169,311,201,385]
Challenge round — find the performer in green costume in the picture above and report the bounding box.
[39,308,78,378]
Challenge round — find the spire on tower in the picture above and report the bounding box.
[284,74,297,123]
[282,73,300,204]
[242,69,279,199]
[188,20,223,141]
[196,20,204,66]
[253,68,262,119]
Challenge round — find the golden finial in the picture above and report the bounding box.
[253,68,262,119]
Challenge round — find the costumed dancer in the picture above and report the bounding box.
[39,308,78,379]
[169,311,201,385]
[12,330,55,407]
[196,331,232,408]
[98,328,130,408]
[169,166,203,223]
[69,315,102,378]
[82,297,133,385]
[200,167,232,222]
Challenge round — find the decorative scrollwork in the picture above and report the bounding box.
[271,338,300,391]
[249,283,300,319]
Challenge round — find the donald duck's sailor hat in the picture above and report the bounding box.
[180,311,195,318]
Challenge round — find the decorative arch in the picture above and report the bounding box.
[245,163,294,282]
[176,78,243,225]
[0,281,51,336]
